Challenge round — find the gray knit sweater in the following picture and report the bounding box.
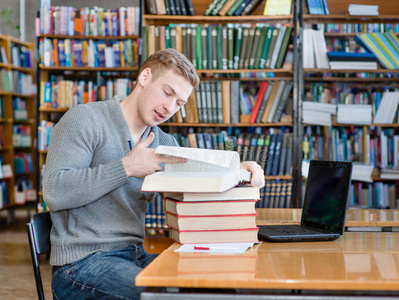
[43,97,178,266]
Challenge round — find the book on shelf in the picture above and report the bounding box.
[141,146,251,193]
[355,32,399,70]
[348,4,378,16]
[165,184,260,201]
[328,52,378,70]
[373,91,399,124]
[40,5,140,36]
[263,0,292,16]
[306,0,328,15]
[337,104,372,125]
[169,226,259,244]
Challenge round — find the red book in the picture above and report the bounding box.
[169,226,259,244]
[249,81,268,123]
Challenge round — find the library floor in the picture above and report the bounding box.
[0,208,52,300]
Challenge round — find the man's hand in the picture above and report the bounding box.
[240,161,265,188]
[122,132,187,178]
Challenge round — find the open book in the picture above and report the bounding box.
[141,146,251,193]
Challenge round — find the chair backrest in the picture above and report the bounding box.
[27,211,52,300]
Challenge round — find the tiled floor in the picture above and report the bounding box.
[0,208,53,300]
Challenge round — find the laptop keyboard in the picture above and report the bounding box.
[268,225,325,235]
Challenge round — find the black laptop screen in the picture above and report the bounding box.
[301,161,352,235]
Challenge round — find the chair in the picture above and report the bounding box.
[26,211,52,300]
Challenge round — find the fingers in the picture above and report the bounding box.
[138,132,155,148]
[159,156,188,164]
[240,161,265,188]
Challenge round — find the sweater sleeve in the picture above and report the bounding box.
[43,105,128,212]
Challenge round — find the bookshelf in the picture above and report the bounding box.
[36,4,143,212]
[0,34,37,212]
[141,0,302,222]
[301,0,399,209]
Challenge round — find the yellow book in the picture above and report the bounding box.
[119,41,125,68]
[359,34,394,69]
[369,33,399,68]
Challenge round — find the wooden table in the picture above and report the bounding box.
[137,232,399,299]
[256,208,399,231]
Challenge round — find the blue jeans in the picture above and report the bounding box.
[52,244,158,300]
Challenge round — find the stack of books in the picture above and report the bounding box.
[348,4,378,16]
[327,52,378,70]
[165,185,260,244]
[142,146,260,244]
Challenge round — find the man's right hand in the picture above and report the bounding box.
[121,132,186,178]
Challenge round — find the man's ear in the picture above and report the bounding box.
[138,68,152,87]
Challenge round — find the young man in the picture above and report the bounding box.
[44,48,265,299]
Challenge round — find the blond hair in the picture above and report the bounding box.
[138,48,200,88]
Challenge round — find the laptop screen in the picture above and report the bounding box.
[301,160,353,235]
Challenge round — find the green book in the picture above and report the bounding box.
[275,26,293,69]
[181,26,187,59]
[222,25,228,70]
[243,26,256,69]
[165,26,171,49]
[196,24,203,70]
[190,25,197,69]
[265,26,279,69]
[204,0,221,16]
[259,26,274,68]
[247,26,261,69]
[170,25,176,49]
[226,0,245,16]
[216,24,223,70]
[238,26,249,69]
[212,0,229,16]
[212,26,218,69]
[233,25,243,70]
[142,26,148,62]
[207,25,213,69]
[126,39,133,67]
[252,26,268,69]
[201,26,207,69]
[227,25,235,69]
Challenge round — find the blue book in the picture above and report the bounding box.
[321,0,329,14]
[57,40,66,67]
[327,51,377,61]
[265,134,277,176]
[355,35,395,69]
[97,41,106,68]
[93,41,99,68]
[375,33,399,68]
[233,0,253,16]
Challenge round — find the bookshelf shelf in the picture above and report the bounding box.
[304,69,399,74]
[38,34,139,40]
[143,14,293,25]
[304,77,399,82]
[162,122,293,127]
[39,66,139,72]
[0,34,36,210]
[303,14,399,23]
[38,107,69,112]
[197,69,293,74]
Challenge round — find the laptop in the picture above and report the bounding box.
[258,160,353,242]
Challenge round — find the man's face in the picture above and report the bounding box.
[137,68,194,127]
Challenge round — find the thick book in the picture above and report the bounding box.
[141,146,251,193]
[169,226,259,244]
[165,198,257,215]
[165,184,260,201]
[166,211,257,230]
